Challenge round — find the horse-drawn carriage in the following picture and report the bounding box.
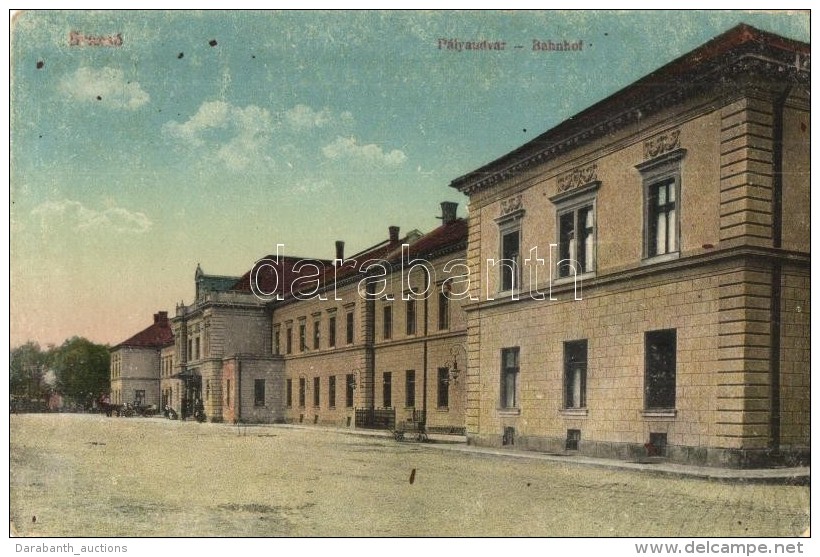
[98,396,119,417]
[98,396,159,418]
[393,410,428,442]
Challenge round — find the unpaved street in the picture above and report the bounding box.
[10,414,810,537]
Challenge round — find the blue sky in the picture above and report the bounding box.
[9,10,809,346]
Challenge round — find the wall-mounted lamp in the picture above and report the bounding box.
[444,344,467,385]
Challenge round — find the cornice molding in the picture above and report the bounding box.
[451,49,810,197]
[462,245,810,313]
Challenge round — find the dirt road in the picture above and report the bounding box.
[9,414,810,537]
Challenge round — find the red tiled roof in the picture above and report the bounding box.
[230,256,333,296]
[383,218,467,263]
[229,217,467,307]
[115,312,173,349]
[330,235,411,283]
[272,220,467,305]
[265,233,423,295]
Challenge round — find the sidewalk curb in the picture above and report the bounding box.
[423,443,811,485]
[232,421,810,485]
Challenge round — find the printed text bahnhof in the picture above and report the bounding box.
[437,39,584,51]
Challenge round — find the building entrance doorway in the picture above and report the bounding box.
[182,373,202,419]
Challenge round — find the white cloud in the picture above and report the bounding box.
[322,136,407,166]
[290,178,333,194]
[163,101,231,146]
[164,101,273,171]
[31,199,152,234]
[58,67,149,110]
[283,104,354,131]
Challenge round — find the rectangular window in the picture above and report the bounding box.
[500,347,520,409]
[226,380,231,408]
[195,337,200,360]
[438,291,449,330]
[406,299,416,335]
[286,327,292,354]
[313,320,320,350]
[558,205,595,277]
[383,372,392,408]
[383,305,392,340]
[405,370,415,407]
[437,367,449,408]
[187,339,193,360]
[273,329,280,355]
[346,374,354,407]
[501,230,521,292]
[299,323,306,352]
[313,377,320,407]
[637,150,684,261]
[329,376,336,408]
[254,379,265,407]
[648,180,677,257]
[346,312,354,344]
[645,329,677,409]
[299,378,306,407]
[328,316,336,347]
[135,390,145,406]
[286,379,292,407]
[563,340,587,409]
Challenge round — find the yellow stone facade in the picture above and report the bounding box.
[450,25,810,467]
[273,224,469,434]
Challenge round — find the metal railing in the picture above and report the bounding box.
[354,408,396,430]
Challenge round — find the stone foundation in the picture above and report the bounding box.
[467,434,810,469]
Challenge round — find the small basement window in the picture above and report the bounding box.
[647,432,668,456]
[566,429,581,451]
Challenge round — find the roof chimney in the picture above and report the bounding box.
[389,226,400,244]
[440,201,458,225]
[154,311,168,324]
[335,240,345,263]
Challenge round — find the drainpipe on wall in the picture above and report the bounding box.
[422,267,430,433]
[236,358,242,424]
[365,282,376,413]
[768,85,792,455]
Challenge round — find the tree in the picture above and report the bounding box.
[50,337,110,408]
[10,341,51,400]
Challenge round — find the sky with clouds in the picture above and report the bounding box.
[9,10,809,347]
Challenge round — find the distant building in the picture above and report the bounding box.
[109,311,173,408]
[449,24,809,467]
[121,203,468,430]
[168,263,278,421]
[216,255,328,424]
[270,202,468,434]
